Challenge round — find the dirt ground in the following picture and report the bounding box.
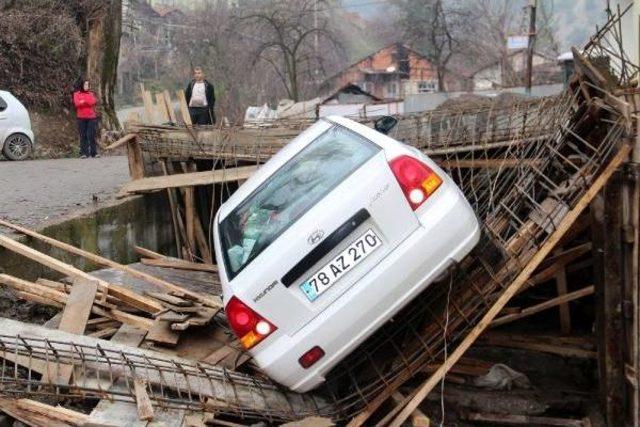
[0,156,130,227]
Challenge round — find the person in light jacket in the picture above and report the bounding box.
[185,66,216,125]
[72,79,99,158]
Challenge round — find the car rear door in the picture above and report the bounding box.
[220,124,420,335]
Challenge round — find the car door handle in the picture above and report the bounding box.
[281,209,371,287]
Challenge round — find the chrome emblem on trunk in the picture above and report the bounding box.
[307,229,325,245]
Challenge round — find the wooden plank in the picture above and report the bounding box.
[146,319,180,346]
[127,138,145,180]
[0,274,153,330]
[163,90,178,123]
[134,378,155,421]
[391,392,430,427]
[119,166,257,194]
[160,160,185,258]
[0,397,96,427]
[105,133,136,151]
[145,291,193,306]
[88,327,119,339]
[155,92,170,123]
[14,290,64,309]
[58,277,99,335]
[139,83,155,124]
[194,211,213,264]
[0,234,162,314]
[385,145,631,427]
[176,90,192,126]
[0,220,220,309]
[110,324,147,347]
[141,258,218,273]
[491,286,594,327]
[184,187,196,260]
[134,245,168,260]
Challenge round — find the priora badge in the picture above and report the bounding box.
[307,229,325,245]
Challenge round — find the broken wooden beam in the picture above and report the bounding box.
[104,133,136,151]
[140,258,218,273]
[0,234,163,314]
[118,165,257,195]
[133,245,168,260]
[0,397,97,427]
[0,274,154,330]
[0,220,221,309]
[491,285,594,327]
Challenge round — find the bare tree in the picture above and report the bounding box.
[461,0,560,87]
[393,0,466,91]
[235,0,342,102]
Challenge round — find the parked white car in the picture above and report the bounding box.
[213,116,480,392]
[0,91,34,160]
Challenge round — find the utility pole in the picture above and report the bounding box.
[525,0,537,95]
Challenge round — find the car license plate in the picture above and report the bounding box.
[300,229,382,302]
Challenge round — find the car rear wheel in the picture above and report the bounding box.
[2,133,33,160]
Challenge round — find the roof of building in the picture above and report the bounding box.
[321,43,434,86]
[320,83,382,104]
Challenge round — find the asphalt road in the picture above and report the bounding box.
[0,156,130,227]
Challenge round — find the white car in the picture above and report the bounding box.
[0,90,34,160]
[213,116,480,392]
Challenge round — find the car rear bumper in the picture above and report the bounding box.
[251,185,481,392]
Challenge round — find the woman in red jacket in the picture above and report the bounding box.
[72,79,99,158]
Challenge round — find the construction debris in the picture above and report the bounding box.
[0,7,637,426]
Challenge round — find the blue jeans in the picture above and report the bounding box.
[77,118,97,157]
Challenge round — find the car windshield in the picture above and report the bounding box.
[219,124,380,280]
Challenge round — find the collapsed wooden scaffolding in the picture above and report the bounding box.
[0,7,637,426]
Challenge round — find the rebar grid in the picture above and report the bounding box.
[0,9,634,424]
[317,89,627,421]
[0,334,328,423]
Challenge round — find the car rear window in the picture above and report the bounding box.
[219,124,380,280]
[0,96,7,112]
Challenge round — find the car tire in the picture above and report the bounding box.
[2,133,33,161]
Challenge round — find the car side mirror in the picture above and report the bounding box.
[374,116,398,135]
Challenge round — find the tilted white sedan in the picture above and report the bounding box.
[213,116,480,392]
[0,91,34,161]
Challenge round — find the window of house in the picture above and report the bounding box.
[417,81,437,93]
[387,82,398,97]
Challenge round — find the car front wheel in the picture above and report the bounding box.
[2,133,33,160]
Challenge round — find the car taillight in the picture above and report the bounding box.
[389,155,442,210]
[225,296,277,349]
[299,346,325,369]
